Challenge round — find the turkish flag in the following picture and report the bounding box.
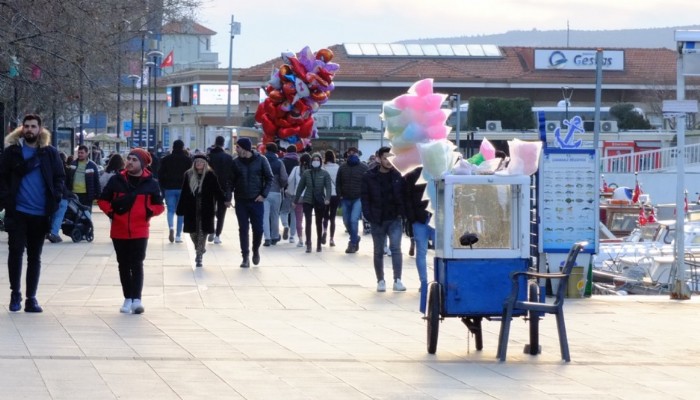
[632,181,642,204]
[160,50,174,68]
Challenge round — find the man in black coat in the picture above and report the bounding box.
[158,139,192,243]
[0,114,65,313]
[337,146,368,253]
[207,135,233,244]
[361,146,406,293]
[229,138,273,268]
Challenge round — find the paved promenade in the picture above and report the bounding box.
[0,209,699,399]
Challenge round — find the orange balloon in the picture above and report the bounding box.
[278,64,292,77]
[316,48,334,62]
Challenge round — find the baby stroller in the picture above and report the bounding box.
[61,193,94,242]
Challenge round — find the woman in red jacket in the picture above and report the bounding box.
[98,148,164,314]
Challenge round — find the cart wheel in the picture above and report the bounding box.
[85,229,94,242]
[527,282,540,355]
[71,228,82,243]
[427,282,440,354]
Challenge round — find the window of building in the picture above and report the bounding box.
[333,112,352,128]
[315,114,331,128]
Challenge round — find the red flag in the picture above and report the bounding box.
[160,50,174,68]
[638,207,647,226]
[647,207,656,223]
[31,64,41,80]
[632,181,642,204]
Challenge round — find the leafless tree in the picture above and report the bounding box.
[0,0,200,127]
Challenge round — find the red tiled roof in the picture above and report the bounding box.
[162,20,216,36]
[239,45,690,86]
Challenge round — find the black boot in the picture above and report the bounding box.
[24,297,43,313]
[240,257,250,268]
[252,250,260,265]
[409,238,416,257]
[9,291,21,312]
[195,253,203,268]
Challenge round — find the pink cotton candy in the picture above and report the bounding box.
[389,146,423,175]
[479,138,496,160]
[408,78,434,97]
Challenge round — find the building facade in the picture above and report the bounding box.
[159,44,700,155]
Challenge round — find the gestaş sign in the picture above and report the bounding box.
[534,49,624,71]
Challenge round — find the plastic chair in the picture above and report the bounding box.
[497,241,586,362]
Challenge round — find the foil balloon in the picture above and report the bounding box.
[256,46,339,146]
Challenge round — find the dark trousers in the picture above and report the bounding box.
[112,238,148,299]
[7,212,48,298]
[214,197,227,236]
[234,199,264,257]
[322,195,340,239]
[303,202,325,247]
[76,193,93,213]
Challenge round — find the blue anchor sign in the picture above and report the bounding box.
[555,115,584,149]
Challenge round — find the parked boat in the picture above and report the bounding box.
[593,219,700,294]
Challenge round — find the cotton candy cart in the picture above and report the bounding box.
[424,174,538,354]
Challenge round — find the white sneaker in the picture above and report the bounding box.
[120,298,132,313]
[393,279,406,292]
[213,235,222,244]
[131,299,144,314]
[296,241,304,248]
[289,236,295,243]
[175,236,183,243]
[377,280,386,292]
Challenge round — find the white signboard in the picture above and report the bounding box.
[199,84,239,105]
[538,149,598,253]
[534,49,624,71]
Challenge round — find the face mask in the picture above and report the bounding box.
[347,154,359,165]
[311,160,321,168]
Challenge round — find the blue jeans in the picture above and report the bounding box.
[164,189,184,236]
[413,221,435,311]
[235,199,264,257]
[50,199,69,235]
[263,192,282,241]
[279,193,296,238]
[341,198,362,245]
[370,218,403,282]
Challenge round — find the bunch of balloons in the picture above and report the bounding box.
[255,46,339,152]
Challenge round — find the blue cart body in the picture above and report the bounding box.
[426,257,529,316]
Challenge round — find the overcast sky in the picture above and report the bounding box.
[195,0,700,68]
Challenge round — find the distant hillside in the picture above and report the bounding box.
[400,25,700,49]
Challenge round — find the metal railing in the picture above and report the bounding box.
[601,143,700,173]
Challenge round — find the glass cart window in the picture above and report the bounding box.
[453,184,512,249]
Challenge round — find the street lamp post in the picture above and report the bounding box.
[226,15,242,126]
[561,86,574,121]
[145,60,155,150]
[116,20,130,153]
[78,57,84,146]
[128,74,139,150]
[450,93,461,154]
[137,30,151,149]
[147,50,163,152]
